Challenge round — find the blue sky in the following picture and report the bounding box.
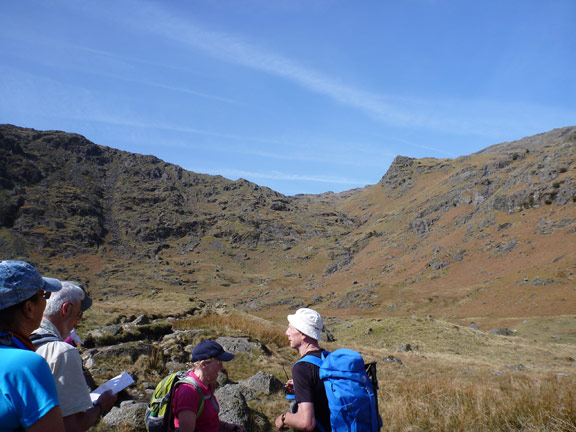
[1,1,575,195]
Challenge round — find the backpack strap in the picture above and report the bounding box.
[178,376,220,416]
[296,350,329,367]
[30,332,62,349]
[294,351,330,432]
[164,372,219,432]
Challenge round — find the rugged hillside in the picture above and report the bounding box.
[323,127,575,326]
[1,124,574,335]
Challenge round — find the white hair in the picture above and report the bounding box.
[43,281,85,317]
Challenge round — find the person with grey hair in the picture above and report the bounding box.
[31,281,116,432]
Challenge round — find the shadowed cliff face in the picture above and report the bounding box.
[1,124,575,322]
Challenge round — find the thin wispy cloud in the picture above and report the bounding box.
[131,4,412,126]
[0,66,273,143]
[69,45,241,105]
[118,1,574,138]
[1,65,395,169]
[198,167,372,186]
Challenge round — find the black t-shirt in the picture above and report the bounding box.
[292,350,331,432]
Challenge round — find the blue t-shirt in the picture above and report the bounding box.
[0,346,60,431]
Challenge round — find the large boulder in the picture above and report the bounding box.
[215,384,250,428]
[90,341,153,362]
[239,371,283,396]
[102,401,147,431]
[216,336,267,355]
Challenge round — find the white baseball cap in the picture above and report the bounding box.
[288,308,323,341]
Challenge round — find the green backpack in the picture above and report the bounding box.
[145,371,218,432]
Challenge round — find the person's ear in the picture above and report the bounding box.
[62,301,72,317]
[22,299,36,320]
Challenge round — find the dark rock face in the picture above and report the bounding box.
[0,124,356,260]
[379,156,416,196]
[1,124,575,317]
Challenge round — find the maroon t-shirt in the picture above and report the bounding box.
[172,371,220,431]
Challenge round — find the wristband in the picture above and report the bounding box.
[281,412,286,426]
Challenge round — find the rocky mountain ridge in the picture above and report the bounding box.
[1,124,574,329]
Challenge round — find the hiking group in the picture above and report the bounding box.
[148,308,381,432]
[1,259,380,432]
[0,260,116,432]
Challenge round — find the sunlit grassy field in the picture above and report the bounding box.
[92,310,576,431]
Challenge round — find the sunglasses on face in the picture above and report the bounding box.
[39,290,52,300]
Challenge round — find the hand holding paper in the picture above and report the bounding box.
[90,372,134,403]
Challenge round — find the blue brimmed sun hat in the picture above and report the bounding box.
[0,260,62,310]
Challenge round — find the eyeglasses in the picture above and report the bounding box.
[39,290,52,300]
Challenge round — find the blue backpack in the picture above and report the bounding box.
[298,348,382,432]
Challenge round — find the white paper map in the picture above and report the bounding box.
[90,371,134,403]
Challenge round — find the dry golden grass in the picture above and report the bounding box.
[87,311,576,431]
[173,310,288,348]
[379,373,576,431]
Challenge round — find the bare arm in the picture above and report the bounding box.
[26,406,65,432]
[177,409,198,432]
[275,402,316,432]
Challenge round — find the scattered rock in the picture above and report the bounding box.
[132,314,150,325]
[215,384,250,429]
[507,364,526,371]
[215,336,267,355]
[239,371,283,396]
[490,328,515,336]
[383,355,403,365]
[102,401,147,431]
[91,341,153,362]
[322,326,336,342]
[394,344,414,352]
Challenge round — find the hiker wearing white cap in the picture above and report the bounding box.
[275,308,330,431]
[0,260,66,432]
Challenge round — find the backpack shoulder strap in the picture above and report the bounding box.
[163,372,216,432]
[178,375,219,416]
[295,350,329,368]
[30,332,62,349]
[293,352,330,432]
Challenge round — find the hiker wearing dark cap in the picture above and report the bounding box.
[31,281,116,431]
[0,260,66,432]
[276,308,330,432]
[172,340,244,432]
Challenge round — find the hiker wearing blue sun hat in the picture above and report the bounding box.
[0,260,66,432]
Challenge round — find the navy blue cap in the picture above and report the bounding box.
[192,340,235,362]
[0,260,62,310]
